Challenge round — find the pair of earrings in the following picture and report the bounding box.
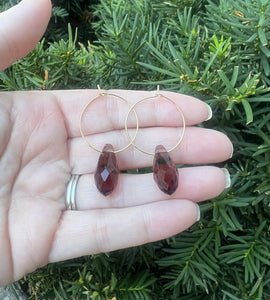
[79,86,186,196]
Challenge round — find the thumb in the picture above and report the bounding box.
[0,0,51,71]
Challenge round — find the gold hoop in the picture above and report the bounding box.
[124,86,186,156]
[79,86,139,154]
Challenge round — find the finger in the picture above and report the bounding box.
[74,166,229,210]
[49,200,199,262]
[69,127,233,173]
[52,89,211,137]
[0,0,51,71]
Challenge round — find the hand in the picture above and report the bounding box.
[0,0,233,286]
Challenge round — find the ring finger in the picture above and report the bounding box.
[70,166,229,210]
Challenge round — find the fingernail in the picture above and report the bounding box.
[206,104,212,121]
[222,168,231,188]
[196,203,200,221]
[229,144,234,159]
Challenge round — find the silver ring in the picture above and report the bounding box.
[66,174,80,210]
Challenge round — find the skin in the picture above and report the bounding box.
[0,0,233,286]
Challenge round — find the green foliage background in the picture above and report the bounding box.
[1,0,270,299]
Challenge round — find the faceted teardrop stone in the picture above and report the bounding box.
[94,144,119,196]
[153,145,179,195]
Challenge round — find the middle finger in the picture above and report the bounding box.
[69,127,232,173]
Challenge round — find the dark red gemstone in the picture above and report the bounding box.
[94,144,119,196]
[153,145,179,195]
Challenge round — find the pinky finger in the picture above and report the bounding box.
[49,200,199,263]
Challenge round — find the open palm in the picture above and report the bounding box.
[0,0,232,286]
[0,90,232,285]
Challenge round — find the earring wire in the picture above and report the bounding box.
[79,86,139,154]
[125,86,186,156]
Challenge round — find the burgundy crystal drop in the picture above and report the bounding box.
[94,144,119,196]
[153,145,179,195]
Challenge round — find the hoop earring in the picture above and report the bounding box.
[80,86,139,196]
[125,86,186,195]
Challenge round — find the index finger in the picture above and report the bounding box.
[52,89,212,138]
